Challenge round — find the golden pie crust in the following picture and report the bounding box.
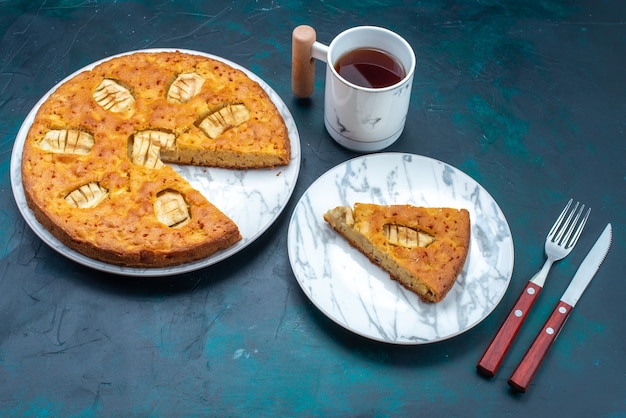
[21,51,291,267]
[324,203,471,302]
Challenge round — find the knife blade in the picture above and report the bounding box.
[508,223,612,393]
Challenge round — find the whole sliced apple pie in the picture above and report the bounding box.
[21,51,290,267]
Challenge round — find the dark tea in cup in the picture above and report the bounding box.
[334,48,405,88]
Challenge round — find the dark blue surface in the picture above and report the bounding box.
[1,1,625,416]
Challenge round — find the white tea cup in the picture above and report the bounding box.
[292,25,415,152]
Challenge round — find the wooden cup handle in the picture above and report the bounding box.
[292,25,317,98]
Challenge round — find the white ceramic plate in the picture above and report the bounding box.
[287,153,513,344]
[10,48,300,277]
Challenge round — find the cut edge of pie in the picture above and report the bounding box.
[323,203,471,303]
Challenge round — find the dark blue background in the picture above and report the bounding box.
[1,1,624,416]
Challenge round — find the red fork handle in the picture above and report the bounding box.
[476,281,542,377]
[508,300,573,392]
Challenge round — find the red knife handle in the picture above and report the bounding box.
[508,300,573,392]
[476,281,542,377]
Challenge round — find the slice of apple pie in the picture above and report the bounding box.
[324,203,471,302]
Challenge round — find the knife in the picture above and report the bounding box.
[508,223,612,393]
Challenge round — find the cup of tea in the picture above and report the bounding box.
[292,25,415,152]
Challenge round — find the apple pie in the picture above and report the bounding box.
[324,203,471,302]
[21,51,291,267]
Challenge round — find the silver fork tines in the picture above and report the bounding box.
[549,199,591,249]
[532,198,591,287]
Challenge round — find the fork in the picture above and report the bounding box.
[476,199,590,378]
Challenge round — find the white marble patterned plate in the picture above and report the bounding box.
[10,48,300,277]
[287,153,513,344]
